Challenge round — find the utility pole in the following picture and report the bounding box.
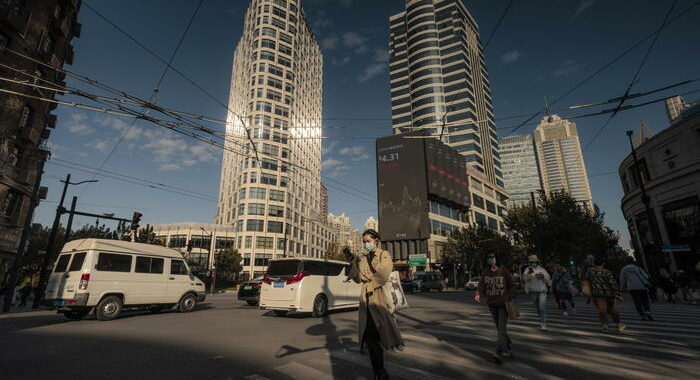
[64,196,78,242]
[530,191,543,258]
[33,175,97,309]
[201,228,216,294]
[625,130,665,274]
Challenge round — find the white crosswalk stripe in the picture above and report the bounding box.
[241,299,700,380]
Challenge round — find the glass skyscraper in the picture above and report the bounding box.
[499,135,542,207]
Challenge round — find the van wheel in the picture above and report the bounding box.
[64,309,90,320]
[312,294,328,318]
[96,296,123,321]
[178,293,198,312]
[246,300,259,306]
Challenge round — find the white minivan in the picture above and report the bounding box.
[259,258,361,317]
[43,239,206,321]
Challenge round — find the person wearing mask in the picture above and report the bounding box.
[346,229,404,380]
[552,264,576,316]
[586,257,625,333]
[619,256,653,321]
[522,255,551,330]
[475,252,516,362]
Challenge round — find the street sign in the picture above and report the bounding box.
[408,254,427,266]
[661,245,691,252]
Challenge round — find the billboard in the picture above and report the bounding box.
[425,139,469,208]
[376,133,430,240]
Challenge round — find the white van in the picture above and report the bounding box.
[259,258,361,317]
[43,239,206,321]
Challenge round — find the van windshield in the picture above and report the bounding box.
[267,260,301,276]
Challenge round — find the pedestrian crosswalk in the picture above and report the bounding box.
[241,298,700,380]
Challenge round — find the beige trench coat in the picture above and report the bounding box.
[348,248,404,351]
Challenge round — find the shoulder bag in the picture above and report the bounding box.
[505,299,520,319]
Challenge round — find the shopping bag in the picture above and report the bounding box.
[382,271,409,313]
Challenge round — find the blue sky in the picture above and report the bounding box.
[34,0,700,249]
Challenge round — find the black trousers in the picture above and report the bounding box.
[363,309,388,378]
[629,289,651,317]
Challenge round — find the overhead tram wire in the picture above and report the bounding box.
[582,0,678,153]
[82,1,262,164]
[438,0,516,141]
[506,0,700,137]
[78,0,205,198]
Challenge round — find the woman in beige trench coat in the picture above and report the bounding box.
[346,229,404,380]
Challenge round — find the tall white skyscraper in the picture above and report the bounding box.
[364,216,379,232]
[533,114,592,208]
[215,0,327,276]
[499,135,542,207]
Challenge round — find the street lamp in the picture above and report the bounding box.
[33,174,98,309]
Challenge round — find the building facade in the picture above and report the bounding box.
[665,95,690,125]
[0,0,81,280]
[619,105,700,275]
[328,212,352,246]
[364,216,378,232]
[214,0,330,271]
[533,114,593,208]
[151,222,237,272]
[499,134,542,207]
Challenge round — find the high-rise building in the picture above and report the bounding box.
[385,0,509,269]
[499,135,542,207]
[389,0,503,189]
[665,96,689,125]
[533,114,592,208]
[320,184,328,224]
[364,216,378,232]
[215,0,330,275]
[328,212,352,246]
[0,1,81,282]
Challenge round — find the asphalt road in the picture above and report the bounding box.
[1,290,698,380]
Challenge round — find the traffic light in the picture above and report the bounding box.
[569,259,575,265]
[187,240,193,253]
[130,212,143,230]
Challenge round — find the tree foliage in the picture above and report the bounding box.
[505,191,619,266]
[216,248,243,283]
[439,224,519,275]
[324,243,353,262]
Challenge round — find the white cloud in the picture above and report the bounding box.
[68,123,92,135]
[331,56,351,66]
[500,50,521,64]
[322,158,343,169]
[574,0,595,18]
[313,10,333,29]
[358,48,390,83]
[342,32,368,53]
[321,35,339,50]
[88,139,112,154]
[338,145,369,161]
[553,60,585,76]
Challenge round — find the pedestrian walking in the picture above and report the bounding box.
[658,268,678,303]
[475,251,516,362]
[674,270,693,302]
[346,229,404,380]
[552,264,576,316]
[585,257,625,333]
[522,255,551,330]
[619,256,653,321]
[18,283,33,307]
[582,254,596,304]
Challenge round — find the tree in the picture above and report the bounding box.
[121,224,158,244]
[215,248,243,285]
[324,243,353,262]
[505,191,619,266]
[70,220,122,240]
[439,224,519,280]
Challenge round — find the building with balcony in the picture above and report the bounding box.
[0,0,81,280]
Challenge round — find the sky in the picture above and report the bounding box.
[33,0,700,249]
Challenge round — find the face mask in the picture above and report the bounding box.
[487,257,496,266]
[530,262,539,267]
[363,242,375,253]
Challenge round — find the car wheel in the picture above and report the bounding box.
[96,296,123,321]
[246,300,259,306]
[64,309,90,320]
[178,293,198,312]
[312,294,328,318]
[273,310,287,317]
[411,287,417,294]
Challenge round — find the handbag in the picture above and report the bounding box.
[581,280,592,297]
[505,300,520,319]
[381,271,409,313]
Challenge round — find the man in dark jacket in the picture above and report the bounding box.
[475,252,516,361]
